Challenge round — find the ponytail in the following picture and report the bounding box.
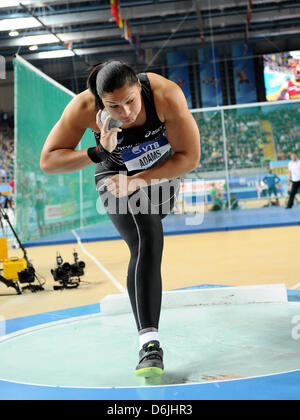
[87,64,104,110]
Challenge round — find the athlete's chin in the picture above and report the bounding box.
[123,116,137,124]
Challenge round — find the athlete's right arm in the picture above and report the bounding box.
[40,95,95,175]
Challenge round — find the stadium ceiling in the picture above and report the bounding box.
[1,0,300,88]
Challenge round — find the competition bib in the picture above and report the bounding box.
[120,135,171,172]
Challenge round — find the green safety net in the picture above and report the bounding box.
[13,56,108,243]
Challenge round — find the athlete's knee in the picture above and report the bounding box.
[141,231,163,263]
[127,231,162,262]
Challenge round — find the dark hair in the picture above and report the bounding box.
[87,60,138,110]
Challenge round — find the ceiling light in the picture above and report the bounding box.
[0,17,41,32]
[0,1,20,8]
[18,34,58,46]
[30,50,75,59]
[9,30,19,37]
[29,45,38,51]
[0,1,41,8]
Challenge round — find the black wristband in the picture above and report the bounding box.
[87,144,110,163]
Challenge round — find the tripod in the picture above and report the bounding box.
[0,273,21,294]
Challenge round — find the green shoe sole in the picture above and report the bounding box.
[135,367,164,378]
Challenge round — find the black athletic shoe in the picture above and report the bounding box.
[135,341,164,378]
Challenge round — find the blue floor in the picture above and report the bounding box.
[0,285,299,400]
[24,206,300,247]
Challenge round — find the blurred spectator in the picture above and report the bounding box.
[257,178,268,198]
[210,182,224,211]
[226,193,240,210]
[34,180,46,235]
[286,151,300,209]
[263,168,280,205]
[0,191,13,209]
[0,112,14,184]
[9,179,14,193]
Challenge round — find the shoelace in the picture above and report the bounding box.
[144,345,161,361]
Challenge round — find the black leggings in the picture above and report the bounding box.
[95,169,180,332]
[287,181,300,208]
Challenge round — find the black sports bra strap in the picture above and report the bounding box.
[138,73,162,128]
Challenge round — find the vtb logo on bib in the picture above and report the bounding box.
[132,142,160,155]
[121,135,171,171]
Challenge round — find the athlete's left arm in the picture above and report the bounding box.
[132,79,201,185]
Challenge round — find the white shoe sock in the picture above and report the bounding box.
[139,331,160,350]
